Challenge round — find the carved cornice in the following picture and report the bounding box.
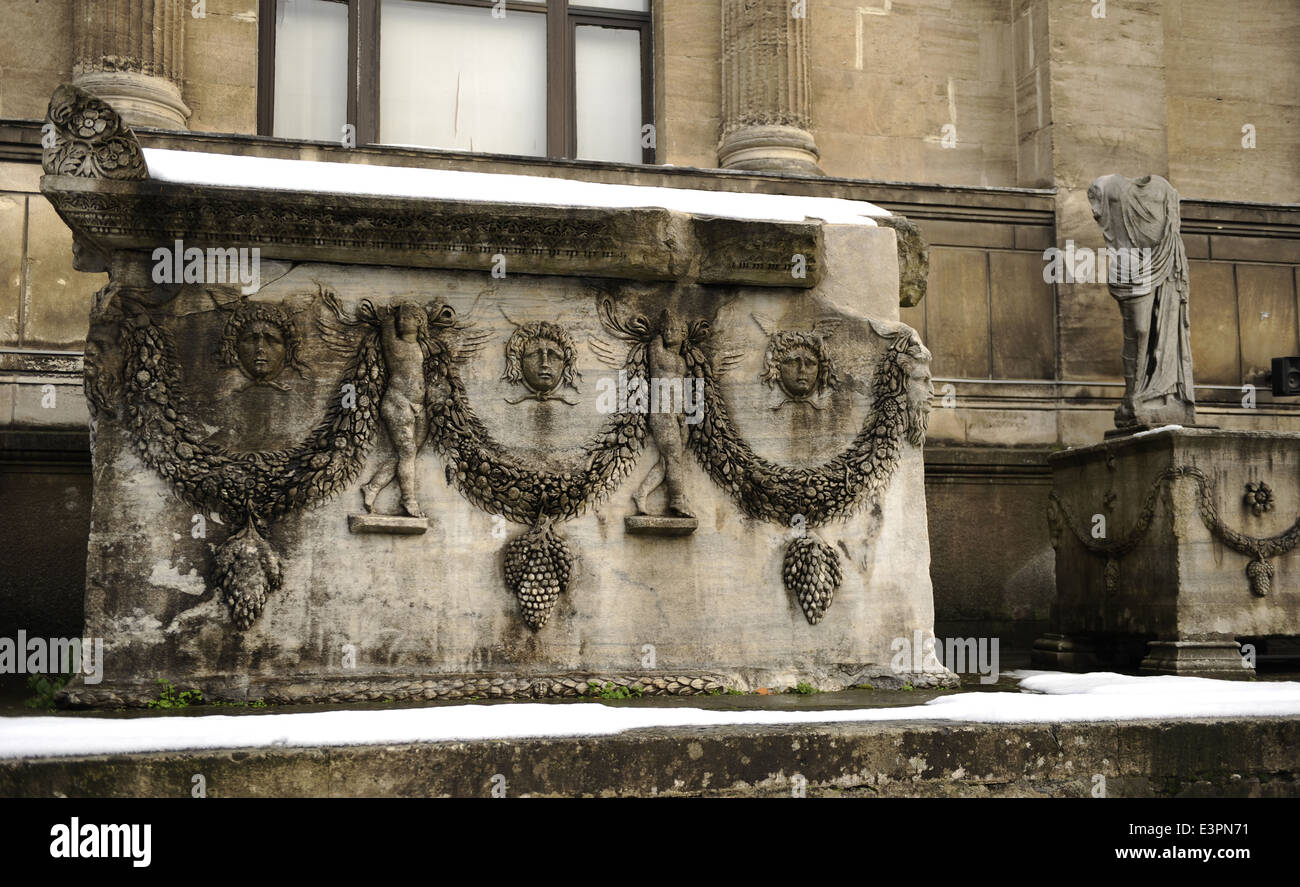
[39,177,824,287]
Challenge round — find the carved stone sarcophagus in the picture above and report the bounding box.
[43,85,950,705]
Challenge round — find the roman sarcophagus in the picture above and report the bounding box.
[42,85,950,705]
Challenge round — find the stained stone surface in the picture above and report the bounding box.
[348,514,429,535]
[623,516,698,536]
[41,87,951,706]
[1040,428,1300,677]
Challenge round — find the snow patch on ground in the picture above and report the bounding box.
[141,148,888,226]
[3,671,1297,760]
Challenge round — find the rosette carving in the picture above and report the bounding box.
[42,84,147,180]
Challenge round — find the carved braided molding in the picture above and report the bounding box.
[1048,466,1300,597]
[42,84,148,180]
[60,673,733,708]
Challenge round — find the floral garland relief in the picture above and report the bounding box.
[1048,467,1300,597]
[87,288,932,632]
[49,81,932,632]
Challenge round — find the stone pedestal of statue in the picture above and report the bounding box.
[1034,428,1300,678]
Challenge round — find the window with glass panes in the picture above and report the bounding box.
[257,0,652,163]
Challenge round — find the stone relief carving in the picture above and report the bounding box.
[94,286,386,629]
[317,294,472,522]
[1048,467,1299,598]
[1244,481,1274,517]
[85,282,931,630]
[685,317,931,622]
[217,301,306,391]
[1088,174,1196,429]
[500,312,581,405]
[753,314,840,408]
[42,84,148,180]
[589,306,698,521]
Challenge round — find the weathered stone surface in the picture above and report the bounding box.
[43,89,946,706]
[40,178,828,289]
[875,215,928,308]
[623,515,697,536]
[1041,428,1300,675]
[347,514,429,535]
[692,216,824,287]
[4,716,1298,797]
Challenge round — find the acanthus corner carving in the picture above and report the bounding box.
[42,84,148,180]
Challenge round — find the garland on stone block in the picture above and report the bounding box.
[424,329,649,630]
[683,322,930,623]
[105,300,929,631]
[117,310,386,628]
[1048,465,1300,597]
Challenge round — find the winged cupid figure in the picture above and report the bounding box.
[592,300,701,519]
[318,288,485,519]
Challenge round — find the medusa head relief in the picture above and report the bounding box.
[501,316,581,405]
[753,315,841,407]
[218,301,305,390]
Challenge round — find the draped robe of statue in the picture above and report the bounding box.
[1088,174,1196,429]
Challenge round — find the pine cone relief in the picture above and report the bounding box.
[503,520,572,630]
[783,534,842,625]
[211,522,283,630]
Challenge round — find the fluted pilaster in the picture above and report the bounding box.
[72,0,190,129]
[719,0,821,174]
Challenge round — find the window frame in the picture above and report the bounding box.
[257,0,654,163]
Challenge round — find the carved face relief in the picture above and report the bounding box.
[71,236,109,274]
[778,345,820,398]
[760,329,837,404]
[396,303,425,341]
[219,302,303,388]
[237,320,287,382]
[521,337,565,395]
[502,321,580,402]
[902,334,934,447]
[83,322,123,418]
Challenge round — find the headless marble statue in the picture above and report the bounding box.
[1088,173,1196,430]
